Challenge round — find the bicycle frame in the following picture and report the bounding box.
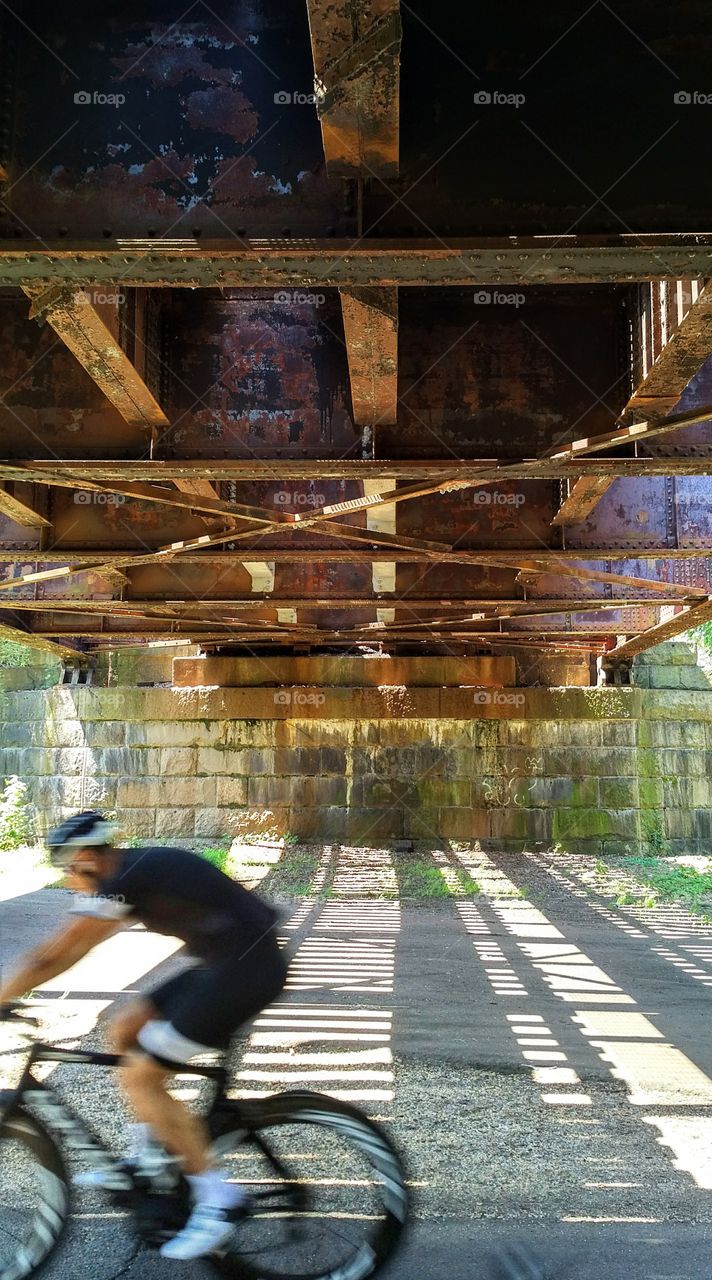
[3,1038,230,1186]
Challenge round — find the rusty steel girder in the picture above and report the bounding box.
[1,238,712,289]
[306,1,401,176]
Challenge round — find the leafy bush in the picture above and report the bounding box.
[0,776,32,850]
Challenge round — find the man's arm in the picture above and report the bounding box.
[0,916,122,1005]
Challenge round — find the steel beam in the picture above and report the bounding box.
[619,283,712,424]
[2,457,712,482]
[306,1,401,176]
[607,597,712,660]
[25,626,625,642]
[0,618,83,660]
[4,237,712,288]
[174,478,220,500]
[548,403,712,461]
[553,288,712,523]
[0,483,48,528]
[552,476,615,526]
[2,596,690,614]
[0,549,708,563]
[22,286,169,434]
[339,287,398,432]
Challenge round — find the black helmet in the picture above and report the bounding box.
[47,811,117,869]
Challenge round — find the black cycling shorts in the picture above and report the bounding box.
[136,935,288,1066]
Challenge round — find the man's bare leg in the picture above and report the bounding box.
[118,1052,211,1175]
[108,997,157,1053]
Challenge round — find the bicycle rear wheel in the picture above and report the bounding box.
[208,1090,408,1280]
[0,1100,69,1280]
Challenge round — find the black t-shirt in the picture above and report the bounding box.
[71,846,278,964]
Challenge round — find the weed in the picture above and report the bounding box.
[200,846,231,873]
[456,870,481,895]
[396,861,451,899]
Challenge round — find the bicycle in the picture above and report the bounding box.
[0,1006,409,1280]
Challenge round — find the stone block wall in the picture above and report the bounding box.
[1,678,711,855]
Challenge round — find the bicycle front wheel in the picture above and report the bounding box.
[0,1099,69,1280]
[208,1090,408,1280]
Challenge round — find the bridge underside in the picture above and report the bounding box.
[0,2,711,683]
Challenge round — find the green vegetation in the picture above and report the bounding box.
[455,869,481,895]
[687,621,712,663]
[0,776,32,850]
[392,860,451,899]
[199,845,231,874]
[620,855,712,911]
[0,639,33,667]
[263,848,321,897]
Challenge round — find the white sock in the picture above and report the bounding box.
[187,1170,248,1210]
[127,1122,155,1160]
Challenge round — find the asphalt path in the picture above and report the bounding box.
[2,846,712,1279]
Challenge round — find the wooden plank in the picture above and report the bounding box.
[306,0,401,176]
[22,285,169,433]
[2,237,712,288]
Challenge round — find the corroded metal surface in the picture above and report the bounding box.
[22,286,169,433]
[339,287,398,430]
[4,7,345,241]
[160,291,357,459]
[2,240,712,288]
[306,0,401,176]
[554,284,712,521]
[0,5,710,667]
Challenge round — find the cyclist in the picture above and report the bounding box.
[0,810,288,1261]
